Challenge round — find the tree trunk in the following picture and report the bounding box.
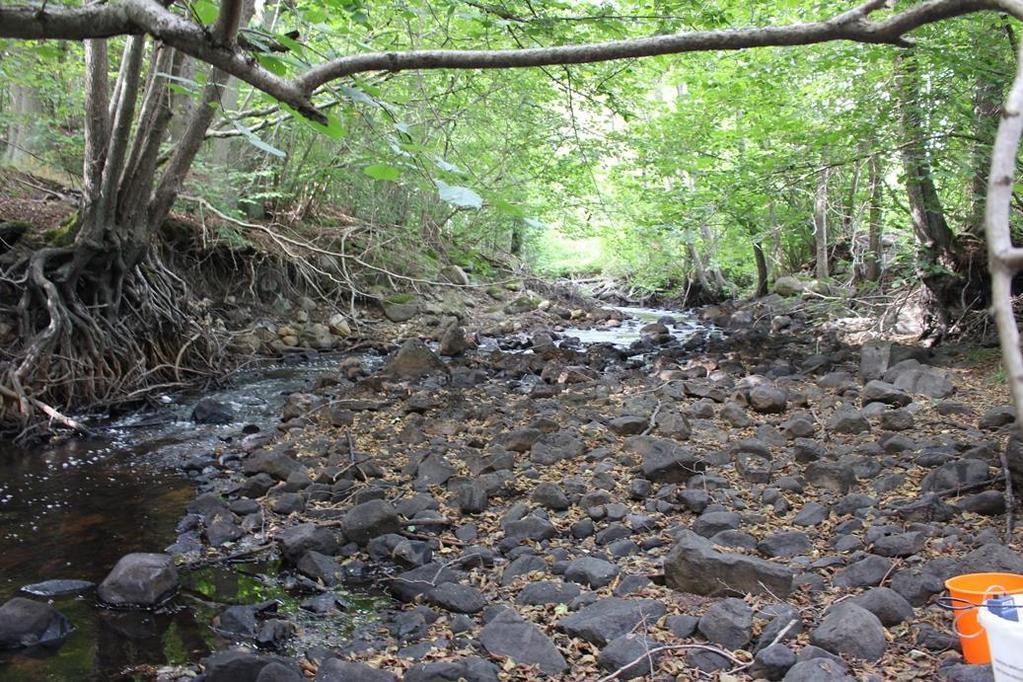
[897,52,954,256]
[753,240,769,297]
[3,82,44,168]
[814,166,830,280]
[863,154,884,282]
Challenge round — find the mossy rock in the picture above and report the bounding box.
[44,213,78,247]
[486,285,506,301]
[504,296,541,315]
[386,293,416,305]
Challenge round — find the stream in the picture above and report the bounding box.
[0,306,707,681]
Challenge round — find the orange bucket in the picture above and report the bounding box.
[944,573,1023,664]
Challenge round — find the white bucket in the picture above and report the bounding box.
[979,598,1023,681]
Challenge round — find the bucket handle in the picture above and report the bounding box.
[937,596,991,640]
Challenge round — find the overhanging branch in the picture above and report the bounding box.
[0,0,1018,121]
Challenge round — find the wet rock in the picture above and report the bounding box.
[810,602,886,661]
[297,551,344,586]
[19,579,94,598]
[281,392,320,421]
[97,553,179,608]
[215,605,259,639]
[314,658,398,682]
[850,587,914,626]
[698,597,752,649]
[479,609,567,674]
[277,524,340,563]
[664,530,794,597]
[558,598,666,646]
[750,644,797,681]
[386,339,447,379]
[192,397,234,424]
[427,583,486,614]
[438,325,468,356]
[342,499,401,545]
[598,634,663,680]
[564,557,620,589]
[200,649,298,682]
[628,436,705,483]
[0,597,73,649]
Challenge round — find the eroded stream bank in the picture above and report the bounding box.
[0,305,698,681]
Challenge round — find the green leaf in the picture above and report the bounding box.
[230,119,286,158]
[364,164,401,181]
[191,0,218,25]
[436,180,483,209]
[256,54,288,76]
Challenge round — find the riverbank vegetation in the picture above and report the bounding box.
[1,0,1023,434]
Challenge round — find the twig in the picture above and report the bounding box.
[594,643,747,682]
[641,400,663,436]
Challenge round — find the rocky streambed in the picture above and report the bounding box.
[2,296,1021,682]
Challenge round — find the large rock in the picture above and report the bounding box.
[404,657,499,682]
[664,530,794,597]
[342,499,401,545]
[628,436,705,483]
[382,299,418,322]
[773,277,804,297]
[192,397,234,424]
[315,659,398,682]
[892,365,954,398]
[810,602,887,661]
[598,634,663,680]
[200,649,301,682]
[558,598,666,646]
[479,609,567,674]
[0,597,73,649]
[97,553,179,607]
[699,597,753,649]
[385,339,447,379]
[276,523,340,563]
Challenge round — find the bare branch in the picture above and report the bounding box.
[986,39,1023,433]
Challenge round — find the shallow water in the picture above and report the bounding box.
[0,355,381,681]
[558,306,711,349]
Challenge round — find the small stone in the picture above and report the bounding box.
[564,557,620,589]
[750,644,797,681]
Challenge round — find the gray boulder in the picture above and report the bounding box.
[385,339,446,379]
[558,598,667,646]
[342,499,401,545]
[479,610,567,674]
[0,597,72,649]
[664,530,793,597]
[810,602,886,661]
[97,553,179,607]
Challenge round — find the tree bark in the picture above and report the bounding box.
[897,51,955,256]
[753,240,769,297]
[863,154,884,281]
[814,166,830,280]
